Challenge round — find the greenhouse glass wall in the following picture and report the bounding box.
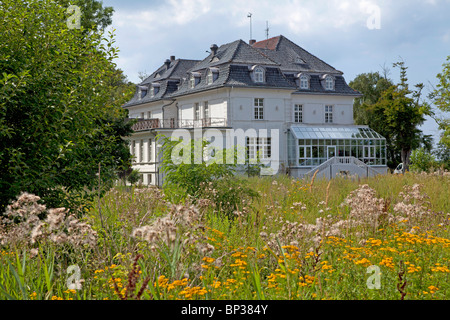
[288,126,386,167]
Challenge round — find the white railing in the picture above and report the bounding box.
[303,157,380,178]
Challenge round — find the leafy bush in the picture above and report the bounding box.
[157,135,235,199]
[197,177,259,219]
[410,148,438,172]
[127,170,141,185]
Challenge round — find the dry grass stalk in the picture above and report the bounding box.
[397,260,407,300]
[309,169,319,193]
[325,180,332,207]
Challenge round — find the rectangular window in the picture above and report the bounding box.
[148,139,152,162]
[139,139,144,163]
[254,98,264,120]
[203,101,209,119]
[141,112,145,119]
[207,71,213,85]
[147,111,152,119]
[246,136,271,160]
[131,140,136,163]
[294,104,303,123]
[147,173,152,185]
[194,103,200,121]
[325,105,333,123]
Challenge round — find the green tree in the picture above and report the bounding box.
[0,0,133,214]
[369,62,431,172]
[433,141,450,170]
[57,0,114,32]
[410,148,437,173]
[349,72,400,166]
[158,135,235,198]
[349,71,394,125]
[158,135,258,218]
[430,56,450,148]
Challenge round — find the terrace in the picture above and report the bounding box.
[131,118,229,132]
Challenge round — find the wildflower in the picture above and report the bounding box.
[354,258,371,267]
[202,257,215,263]
[428,286,439,294]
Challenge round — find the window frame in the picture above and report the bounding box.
[325,105,333,123]
[246,137,272,161]
[299,74,309,89]
[148,138,152,162]
[203,101,209,120]
[194,103,200,121]
[294,104,303,123]
[253,67,265,83]
[254,98,264,120]
[325,75,334,91]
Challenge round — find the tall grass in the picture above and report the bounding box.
[0,172,449,300]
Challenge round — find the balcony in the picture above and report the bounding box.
[132,118,228,132]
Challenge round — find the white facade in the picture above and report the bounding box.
[123,36,387,185]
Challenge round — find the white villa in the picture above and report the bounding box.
[122,35,388,185]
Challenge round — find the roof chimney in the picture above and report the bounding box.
[170,55,176,61]
[210,44,218,56]
[249,39,256,45]
[164,59,171,69]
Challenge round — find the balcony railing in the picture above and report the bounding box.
[132,118,228,132]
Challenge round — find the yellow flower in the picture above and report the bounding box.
[428,285,439,293]
[64,289,77,295]
[202,257,215,263]
[354,258,371,267]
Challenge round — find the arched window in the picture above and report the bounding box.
[253,67,264,83]
[299,74,309,89]
[325,75,334,91]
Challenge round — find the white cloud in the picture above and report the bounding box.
[113,0,212,31]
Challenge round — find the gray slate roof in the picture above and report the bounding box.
[123,35,360,108]
[253,35,341,74]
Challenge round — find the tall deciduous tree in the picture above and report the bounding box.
[0,0,133,214]
[57,0,114,31]
[430,56,450,148]
[349,71,393,125]
[349,72,400,166]
[369,62,431,172]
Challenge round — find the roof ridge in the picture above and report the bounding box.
[279,36,341,74]
[228,39,245,62]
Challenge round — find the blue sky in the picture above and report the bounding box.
[102,0,450,144]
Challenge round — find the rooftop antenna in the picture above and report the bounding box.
[247,12,252,42]
[265,21,269,40]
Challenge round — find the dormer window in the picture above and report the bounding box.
[138,86,147,100]
[251,66,265,83]
[150,83,160,97]
[190,72,201,88]
[324,75,334,91]
[207,67,219,85]
[299,73,310,90]
[295,57,306,64]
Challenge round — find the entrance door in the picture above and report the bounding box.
[364,146,375,164]
[327,146,336,160]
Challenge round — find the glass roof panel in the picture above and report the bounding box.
[290,126,385,140]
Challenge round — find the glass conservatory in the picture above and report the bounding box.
[288,125,386,167]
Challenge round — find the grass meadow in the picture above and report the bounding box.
[1,172,449,300]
